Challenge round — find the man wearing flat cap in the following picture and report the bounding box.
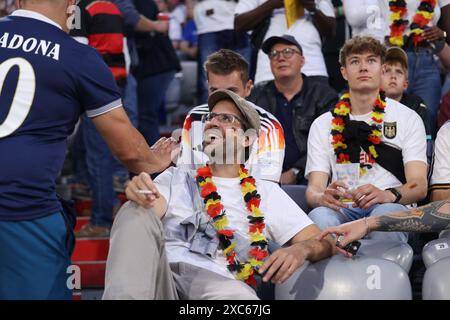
[103,89,334,300]
[249,34,338,185]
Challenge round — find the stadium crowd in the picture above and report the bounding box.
[0,0,450,300]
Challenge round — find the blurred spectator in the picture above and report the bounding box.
[322,0,349,93]
[0,0,15,17]
[381,47,431,138]
[70,0,128,237]
[438,91,450,128]
[179,0,197,60]
[249,35,337,185]
[113,0,181,146]
[430,120,450,201]
[194,0,252,104]
[177,49,285,183]
[155,0,187,49]
[235,0,336,86]
[439,44,450,96]
[381,47,434,167]
[343,0,450,137]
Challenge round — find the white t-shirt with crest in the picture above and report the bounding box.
[305,98,427,190]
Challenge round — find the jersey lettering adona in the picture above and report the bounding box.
[0,11,121,220]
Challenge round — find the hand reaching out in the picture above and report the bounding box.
[150,137,179,173]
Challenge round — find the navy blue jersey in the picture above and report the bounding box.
[0,11,121,220]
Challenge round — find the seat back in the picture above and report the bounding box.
[422,256,450,300]
[422,237,450,268]
[357,239,414,272]
[275,254,412,300]
[281,185,310,213]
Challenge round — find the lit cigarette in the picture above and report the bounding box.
[136,189,153,194]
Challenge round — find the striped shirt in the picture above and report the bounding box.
[71,0,127,85]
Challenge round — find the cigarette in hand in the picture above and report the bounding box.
[136,189,153,194]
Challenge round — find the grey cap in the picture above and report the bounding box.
[261,34,303,55]
[207,89,260,133]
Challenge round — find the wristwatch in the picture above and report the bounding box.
[387,187,402,203]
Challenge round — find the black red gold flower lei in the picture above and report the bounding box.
[388,0,437,47]
[196,165,268,287]
[330,91,387,176]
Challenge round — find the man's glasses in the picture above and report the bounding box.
[201,112,244,126]
[268,47,301,60]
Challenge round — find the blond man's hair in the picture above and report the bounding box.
[339,36,387,66]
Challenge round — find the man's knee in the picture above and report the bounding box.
[370,203,407,217]
[368,204,409,243]
[308,207,344,230]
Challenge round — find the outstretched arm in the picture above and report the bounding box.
[319,200,450,252]
[258,224,334,284]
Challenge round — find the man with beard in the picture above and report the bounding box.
[102,90,334,299]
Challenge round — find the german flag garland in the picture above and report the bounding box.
[331,91,387,176]
[388,0,437,48]
[196,164,269,287]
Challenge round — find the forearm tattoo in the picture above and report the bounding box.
[375,200,450,232]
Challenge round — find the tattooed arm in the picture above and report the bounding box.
[318,200,450,251]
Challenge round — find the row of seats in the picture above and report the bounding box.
[279,185,450,300]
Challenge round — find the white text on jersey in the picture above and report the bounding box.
[0,32,60,61]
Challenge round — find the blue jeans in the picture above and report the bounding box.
[442,73,450,98]
[406,48,442,137]
[197,30,251,104]
[81,114,117,228]
[123,74,139,128]
[137,71,175,146]
[308,203,408,243]
[0,212,74,299]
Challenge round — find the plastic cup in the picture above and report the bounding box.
[335,163,360,204]
[157,13,170,21]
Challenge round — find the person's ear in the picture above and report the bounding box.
[299,54,305,69]
[242,129,257,148]
[403,78,409,91]
[340,66,348,81]
[244,79,253,98]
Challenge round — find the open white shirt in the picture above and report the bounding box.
[155,167,313,279]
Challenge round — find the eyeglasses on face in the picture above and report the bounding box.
[201,112,244,126]
[268,47,301,60]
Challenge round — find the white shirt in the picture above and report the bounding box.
[11,9,62,30]
[235,0,334,84]
[155,167,313,280]
[343,0,449,43]
[305,98,427,190]
[430,121,450,188]
[194,0,237,34]
[169,5,186,41]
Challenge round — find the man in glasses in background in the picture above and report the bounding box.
[249,35,338,185]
